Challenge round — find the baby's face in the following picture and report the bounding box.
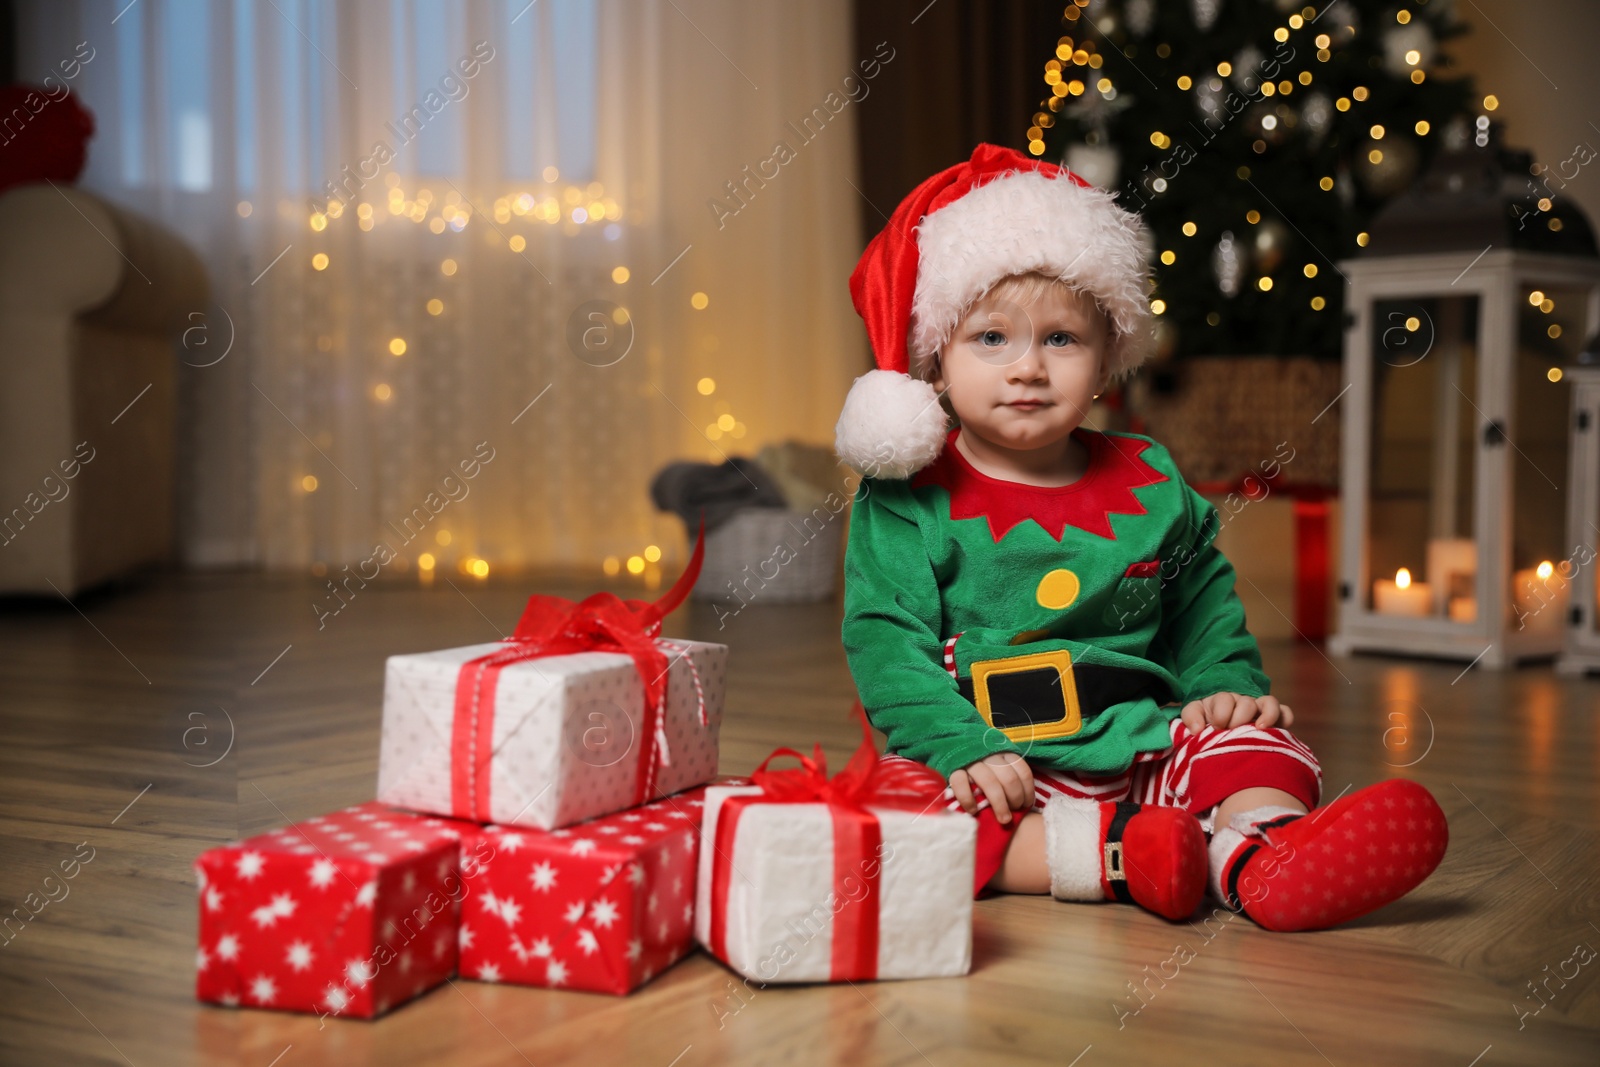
[929,282,1108,455]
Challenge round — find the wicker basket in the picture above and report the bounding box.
[1132,356,1342,487]
[690,506,843,604]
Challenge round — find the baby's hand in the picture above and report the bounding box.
[1180,692,1294,734]
[949,753,1035,825]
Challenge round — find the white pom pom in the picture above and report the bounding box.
[833,369,949,479]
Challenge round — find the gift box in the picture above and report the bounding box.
[448,780,746,994]
[377,537,725,830]
[694,721,976,983]
[194,802,474,1018]
[377,636,725,830]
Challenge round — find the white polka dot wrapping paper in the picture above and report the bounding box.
[377,637,727,830]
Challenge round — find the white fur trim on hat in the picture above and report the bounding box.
[834,368,949,478]
[1043,795,1103,902]
[909,168,1155,383]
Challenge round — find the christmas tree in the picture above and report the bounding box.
[1032,0,1478,361]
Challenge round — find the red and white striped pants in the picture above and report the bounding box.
[881,718,1323,897]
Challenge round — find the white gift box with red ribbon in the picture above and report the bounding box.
[377,637,725,830]
[692,736,975,984]
[694,785,975,982]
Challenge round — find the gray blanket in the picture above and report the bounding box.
[649,456,788,532]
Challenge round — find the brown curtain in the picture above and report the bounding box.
[852,0,1064,243]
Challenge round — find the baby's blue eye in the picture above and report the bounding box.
[979,329,1007,346]
[1045,331,1076,347]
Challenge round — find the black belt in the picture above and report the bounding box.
[955,650,1173,743]
[1103,801,1140,904]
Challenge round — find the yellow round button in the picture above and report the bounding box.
[1036,568,1080,610]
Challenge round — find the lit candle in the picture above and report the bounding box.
[1512,560,1569,632]
[1374,567,1432,617]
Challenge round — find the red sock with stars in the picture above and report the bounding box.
[1206,779,1448,932]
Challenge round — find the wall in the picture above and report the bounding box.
[1446,0,1600,229]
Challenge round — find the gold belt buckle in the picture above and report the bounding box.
[1104,841,1125,881]
[970,648,1083,743]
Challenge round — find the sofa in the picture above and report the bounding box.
[0,183,208,595]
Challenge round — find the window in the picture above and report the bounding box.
[104,0,598,193]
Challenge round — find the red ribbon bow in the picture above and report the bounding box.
[708,706,947,981]
[449,520,708,823]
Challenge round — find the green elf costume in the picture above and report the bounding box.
[842,423,1266,779]
[832,143,1448,931]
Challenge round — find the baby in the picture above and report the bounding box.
[835,144,1447,930]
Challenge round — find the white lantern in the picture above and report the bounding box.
[1557,347,1600,675]
[1329,122,1599,668]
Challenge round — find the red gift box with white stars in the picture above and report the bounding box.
[194,802,475,1018]
[449,780,747,995]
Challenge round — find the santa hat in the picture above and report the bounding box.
[835,142,1155,478]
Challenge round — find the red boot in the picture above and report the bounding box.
[1043,796,1207,921]
[1209,779,1448,932]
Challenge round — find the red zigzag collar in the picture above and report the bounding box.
[910,428,1169,543]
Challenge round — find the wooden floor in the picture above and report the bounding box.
[1,569,1597,1066]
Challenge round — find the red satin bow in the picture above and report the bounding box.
[449,520,708,821]
[708,705,946,980]
[747,703,948,811]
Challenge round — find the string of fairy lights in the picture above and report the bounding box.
[255,3,1560,585]
[1029,1,1510,326]
[1032,0,1578,551]
[242,168,737,584]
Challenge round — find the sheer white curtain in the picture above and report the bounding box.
[16,0,865,578]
